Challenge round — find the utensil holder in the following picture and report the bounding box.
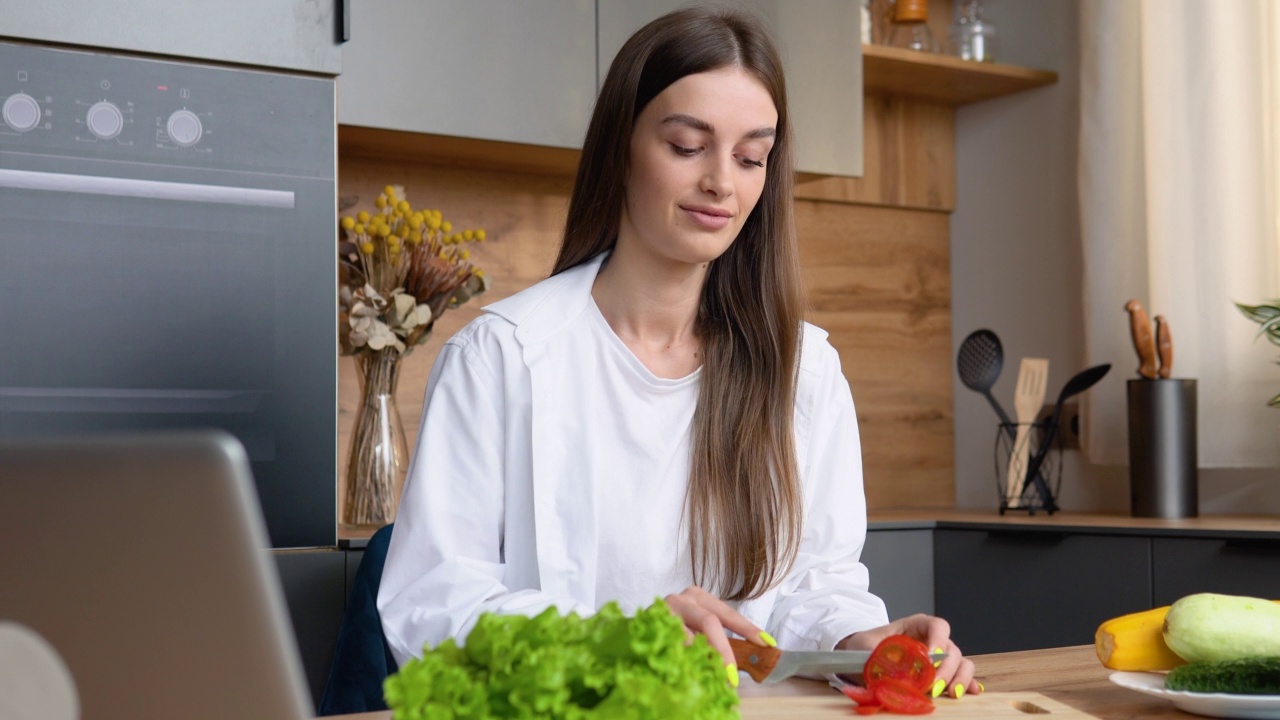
[1127,378,1198,519]
[993,421,1061,515]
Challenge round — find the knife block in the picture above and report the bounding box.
[1127,378,1198,518]
[993,421,1061,515]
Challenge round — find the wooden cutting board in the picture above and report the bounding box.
[740,691,1102,718]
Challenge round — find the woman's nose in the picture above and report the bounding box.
[698,155,735,198]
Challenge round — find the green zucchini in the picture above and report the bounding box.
[1164,657,1280,694]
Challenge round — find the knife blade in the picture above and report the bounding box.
[728,638,946,684]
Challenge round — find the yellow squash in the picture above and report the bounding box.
[1096,598,1280,671]
[1095,605,1186,671]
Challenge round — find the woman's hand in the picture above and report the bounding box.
[664,585,775,687]
[837,614,981,698]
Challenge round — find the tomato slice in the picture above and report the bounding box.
[871,677,935,715]
[854,705,884,715]
[841,685,879,705]
[863,634,937,693]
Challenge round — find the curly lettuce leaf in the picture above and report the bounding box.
[383,600,739,719]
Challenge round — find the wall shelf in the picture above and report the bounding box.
[862,44,1058,106]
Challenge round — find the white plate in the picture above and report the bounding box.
[1110,671,1280,719]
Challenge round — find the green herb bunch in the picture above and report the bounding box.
[1235,300,1280,407]
[383,600,739,720]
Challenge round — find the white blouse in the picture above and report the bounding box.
[377,253,889,667]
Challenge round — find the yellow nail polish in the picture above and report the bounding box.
[759,631,777,648]
[953,683,965,699]
[933,659,942,667]
[978,682,985,693]
[727,663,740,688]
[932,647,944,654]
[931,678,946,698]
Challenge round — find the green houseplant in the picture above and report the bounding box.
[1236,300,1280,407]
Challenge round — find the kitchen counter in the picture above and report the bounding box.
[328,644,1191,719]
[340,509,1280,547]
[868,508,1280,540]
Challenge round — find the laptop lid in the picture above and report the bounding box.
[0,430,314,720]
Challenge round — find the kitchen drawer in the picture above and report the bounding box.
[863,529,935,618]
[934,529,1151,654]
[275,550,347,709]
[1152,536,1280,604]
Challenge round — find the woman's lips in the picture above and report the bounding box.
[681,205,733,230]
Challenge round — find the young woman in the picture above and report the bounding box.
[379,7,979,696]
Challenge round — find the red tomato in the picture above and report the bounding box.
[863,635,937,693]
[871,677,935,715]
[854,705,884,715]
[841,685,878,706]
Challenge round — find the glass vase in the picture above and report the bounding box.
[343,348,409,528]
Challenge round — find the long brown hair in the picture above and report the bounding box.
[552,7,804,601]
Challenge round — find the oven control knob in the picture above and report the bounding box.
[86,101,124,140]
[3,93,41,132]
[166,109,202,147]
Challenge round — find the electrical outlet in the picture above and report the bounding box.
[1035,401,1080,450]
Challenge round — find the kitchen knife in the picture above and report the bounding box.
[1155,315,1173,378]
[729,638,945,684]
[1125,299,1159,379]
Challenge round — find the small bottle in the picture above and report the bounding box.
[949,0,998,62]
[861,0,873,44]
[887,0,940,53]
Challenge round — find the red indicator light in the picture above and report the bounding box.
[156,85,169,91]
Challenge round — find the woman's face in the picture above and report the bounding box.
[619,66,778,268]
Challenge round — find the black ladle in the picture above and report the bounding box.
[1019,363,1113,507]
[957,329,1015,431]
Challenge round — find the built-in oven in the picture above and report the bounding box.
[0,40,336,548]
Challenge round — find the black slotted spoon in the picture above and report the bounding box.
[957,329,1015,433]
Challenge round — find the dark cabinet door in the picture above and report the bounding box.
[1153,537,1280,605]
[275,551,347,709]
[863,529,935,618]
[934,529,1152,654]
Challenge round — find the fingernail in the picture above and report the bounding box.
[933,659,942,667]
[953,683,965,699]
[931,678,947,698]
[727,663,740,688]
[759,631,777,648]
[932,647,944,654]
[978,682,985,693]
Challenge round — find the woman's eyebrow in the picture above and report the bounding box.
[660,113,775,140]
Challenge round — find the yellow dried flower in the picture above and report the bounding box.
[341,216,356,231]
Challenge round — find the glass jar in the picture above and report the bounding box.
[949,0,999,62]
[887,0,940,53]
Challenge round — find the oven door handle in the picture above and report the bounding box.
[0,168,295,209]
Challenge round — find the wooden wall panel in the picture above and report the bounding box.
[795,202,953,508]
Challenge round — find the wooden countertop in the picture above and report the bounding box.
[867,508,1280,539]
[328,645,1193,719]
[340,509,1280,546]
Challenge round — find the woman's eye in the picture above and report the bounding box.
[670,144,700,157]
[741,157,766,168]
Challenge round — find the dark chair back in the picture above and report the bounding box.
[317,523,398,716]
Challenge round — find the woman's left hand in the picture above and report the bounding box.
[837,614,980,698]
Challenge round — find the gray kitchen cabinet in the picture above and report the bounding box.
[863,528,935,618]
[933,529,1151,655]
[1152,536,1280,605]
[338,0,596,149]
[0,0,341,74]
[597,0,864,177]
[275,550,347,709]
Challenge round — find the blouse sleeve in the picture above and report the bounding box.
[765,335,890,652]
[377,321,590,667]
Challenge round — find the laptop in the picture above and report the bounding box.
[0,430,314,720]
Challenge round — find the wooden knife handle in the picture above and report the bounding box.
[1125,300,1159,379]
[729,637,780,683]
[1155,315,1173,378]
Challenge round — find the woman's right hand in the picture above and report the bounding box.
[664,585,776,687]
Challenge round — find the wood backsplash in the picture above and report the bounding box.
[338,157,953,520]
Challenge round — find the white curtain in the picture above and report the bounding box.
[1079,0,1280,468]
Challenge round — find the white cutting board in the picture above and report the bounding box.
[740,691,1101,718]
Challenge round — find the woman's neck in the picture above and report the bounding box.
[591,240,707,379]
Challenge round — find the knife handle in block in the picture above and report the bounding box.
[728,638,780,684]
[1125,299,1159,379]
[1155,315,1173,378]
